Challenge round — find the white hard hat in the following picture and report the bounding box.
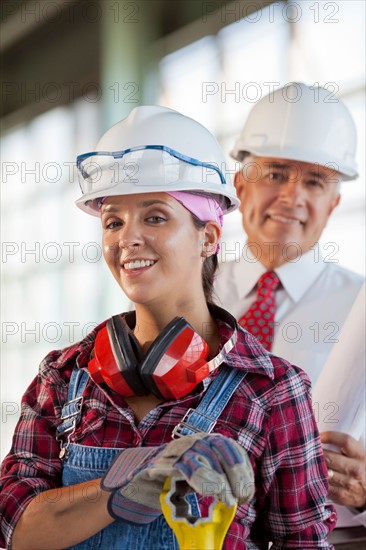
[76,105,239,216]
[231,82,358,180]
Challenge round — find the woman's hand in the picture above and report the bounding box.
[102,433,255,523]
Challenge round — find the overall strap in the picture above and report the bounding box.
[56,365,245,451]
[55,367,89,456]
[172,366,246,438]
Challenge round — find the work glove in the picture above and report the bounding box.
[101,433,255,524]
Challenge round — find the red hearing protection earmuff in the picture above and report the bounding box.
[88,306,237,400]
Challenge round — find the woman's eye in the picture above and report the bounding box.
[146,216,166,223]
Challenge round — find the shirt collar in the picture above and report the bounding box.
[233,245,326,303]
[232,247,264,298]
[49,311,274,381]
[276,249,326,302]
[48,319,106,370]
[217,316,274,380]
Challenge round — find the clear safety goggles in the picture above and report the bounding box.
[76,145,226,195]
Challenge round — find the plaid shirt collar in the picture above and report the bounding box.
[47,312,274,381]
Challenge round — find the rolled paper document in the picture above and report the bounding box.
[312,281,365,441]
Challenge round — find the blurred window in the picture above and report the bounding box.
[1,99,129,459]
[159,0,365,274]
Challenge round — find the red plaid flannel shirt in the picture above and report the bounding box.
[0,314,336,548]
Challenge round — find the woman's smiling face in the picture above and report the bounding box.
[101,192,207,308]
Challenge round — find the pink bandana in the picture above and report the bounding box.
[167,191,223,254]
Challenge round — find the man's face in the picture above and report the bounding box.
[235,156,341,264]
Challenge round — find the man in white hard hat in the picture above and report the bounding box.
[215,82,366,529]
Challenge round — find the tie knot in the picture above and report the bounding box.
[257,271,280,292]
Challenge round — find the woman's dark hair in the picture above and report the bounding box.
[191,215,219,304]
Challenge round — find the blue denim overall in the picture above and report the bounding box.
[57,366,246,549]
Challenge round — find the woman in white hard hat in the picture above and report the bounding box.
[1,106,336,549]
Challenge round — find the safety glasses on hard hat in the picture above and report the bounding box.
[76,145,226,195]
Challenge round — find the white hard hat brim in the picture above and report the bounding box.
[75,183,240,217]
[230,143,358,181]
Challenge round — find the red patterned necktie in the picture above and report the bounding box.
[239,271,281,351]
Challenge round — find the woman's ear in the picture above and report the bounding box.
[201,221,221,257]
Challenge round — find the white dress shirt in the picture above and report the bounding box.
[215,247,365,527]
[215,248,364,385]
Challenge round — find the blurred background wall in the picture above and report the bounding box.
[1,0,365,459]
